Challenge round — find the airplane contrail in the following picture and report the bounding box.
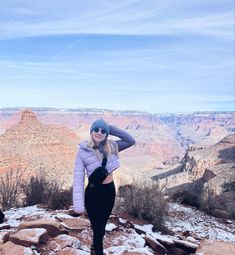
[51,33,89,61]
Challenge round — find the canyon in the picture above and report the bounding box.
[0,108,234,189]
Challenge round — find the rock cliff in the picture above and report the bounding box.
[0,109,80,187]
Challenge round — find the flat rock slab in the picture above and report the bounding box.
[60,217,90,231]
[0,241,34,255]
[18,218,63,236]
[9,228,47,247]
[195,239,235,255]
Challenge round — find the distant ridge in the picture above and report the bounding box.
[0,107,234,116]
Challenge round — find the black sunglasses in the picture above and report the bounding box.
[93,127,107,134]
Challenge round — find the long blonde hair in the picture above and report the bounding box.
[87,138,119,159]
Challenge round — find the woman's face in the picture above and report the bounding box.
[91,127,107,145]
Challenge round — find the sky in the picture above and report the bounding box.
[0,0,234,114]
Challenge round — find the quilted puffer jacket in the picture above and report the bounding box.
[73,125,135,213]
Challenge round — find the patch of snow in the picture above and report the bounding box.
[3,205,52,227]
[74,250,89,255]
[170,202,192,213]
[55,213,73,219]
[130,247,154,255]
[118,218,127,224]
[148,231,174,245]
[134,223,153,234]
[32,250,41,255]
[105,246,126,255]
[24,247,34,255]
[186,236,200,244]
[79,244,90,253]
[111,229,145,249]
[174,239,199,249]
[105,223,117,232]
[165,203,235,243]
[106,245,154,255]
[55,234,80,249]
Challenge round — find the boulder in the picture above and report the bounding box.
[47,234,80,252]
[18,218,64,236]
[9,228,47,247]
[0,241,34,255]
[144,235,168,254]
[195,239,235,255]
[60,217,90,231]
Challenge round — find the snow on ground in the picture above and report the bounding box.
[105,223,117,232]
[54,213,74,219]
[118,218,127,224]
[147,231,175,245]
[1,202,235,254]
[111,228,146,248]
[106,245,154,255]
[133,223,153,233]
[105,228,154,255]
[165,203,235,243]
[3,205,53,227]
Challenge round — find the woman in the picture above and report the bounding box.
[73,119,135,255]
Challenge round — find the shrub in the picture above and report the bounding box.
[21,172,62,206]
[200,190,235,219]
[115,177,168,230]
[0,169,23,210]
[223,180,235,192]
[47,188,72,210]
[172,190,200,208]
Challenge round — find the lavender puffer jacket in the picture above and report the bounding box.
[73,125,135,213]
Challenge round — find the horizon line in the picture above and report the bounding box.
[0,106,234,116]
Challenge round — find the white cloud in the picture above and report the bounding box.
[0,0,233,40]
[0,0,233,113]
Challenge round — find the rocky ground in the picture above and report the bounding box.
[0,203,234,255]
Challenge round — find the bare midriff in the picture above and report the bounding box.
[102,173,113,184]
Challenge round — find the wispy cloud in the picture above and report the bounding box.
[0,0,234,113]
[0,0,234,40]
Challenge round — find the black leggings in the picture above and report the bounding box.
[85,181,116,255]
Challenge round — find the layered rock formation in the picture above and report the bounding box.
[153,134,235,183]
[152,134,235,218]
[182,133,235,176]
[0,109,186,185]
[0,108,234,189]
[0,109,80,187]
[1,108,234,178]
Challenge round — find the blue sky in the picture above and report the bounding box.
[0,0,234,113]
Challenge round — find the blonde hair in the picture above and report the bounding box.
[87,138,119,159]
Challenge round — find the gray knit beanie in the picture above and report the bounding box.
[90,119,109,136]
